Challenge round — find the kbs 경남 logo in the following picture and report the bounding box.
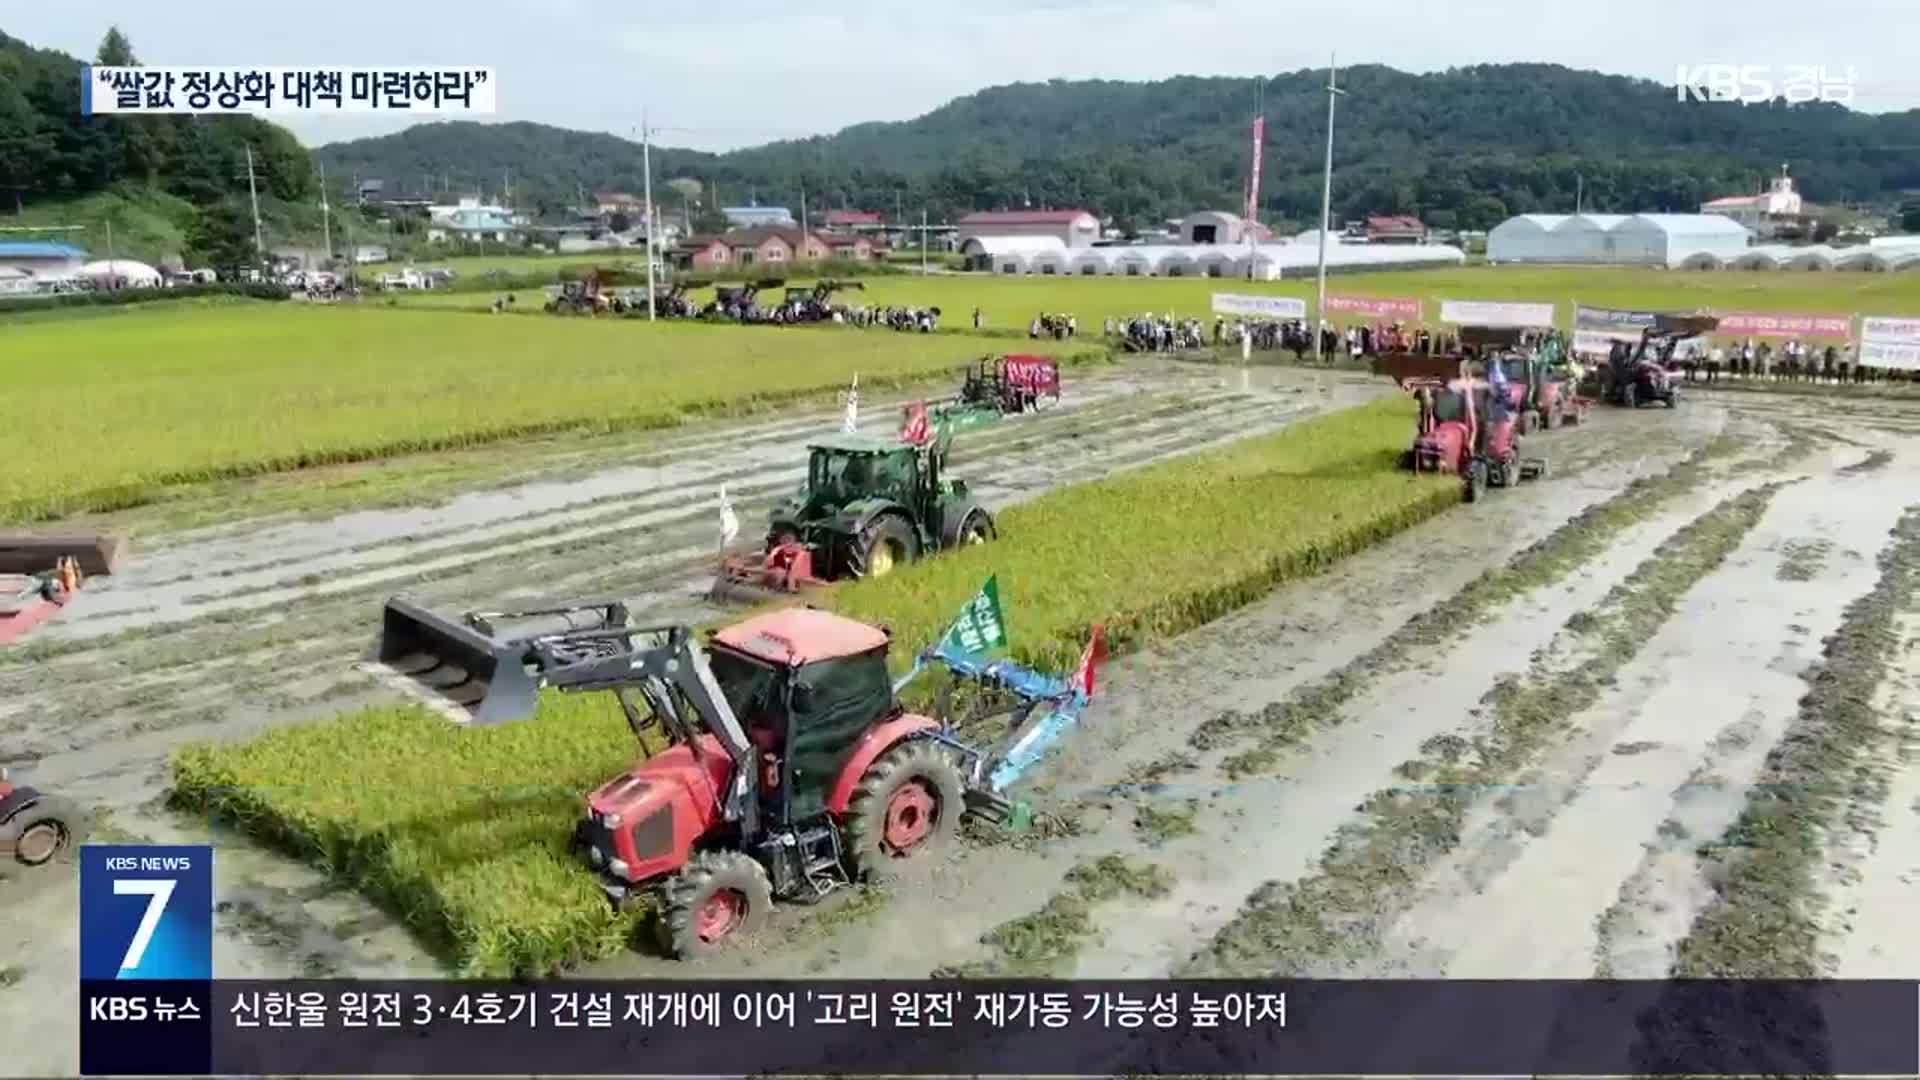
[1675,64,1856,105]
[79,844,214,980]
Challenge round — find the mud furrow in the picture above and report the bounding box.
[30,383,1290,644]
[1375,465,1913,979]
[1823,610,1920,977]
[1180,482,1783,977]
[1663,503,1920,978]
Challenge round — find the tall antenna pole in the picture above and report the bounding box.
[245,144,264,268]
[641,111,657,322]
[1313,55,1344,363]
[319,159,334,263]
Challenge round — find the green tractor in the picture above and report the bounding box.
[713,430,997,602]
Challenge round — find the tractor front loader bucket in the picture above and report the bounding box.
[1372,352,1466,388]
[361,596,614,725]
[709,541,829,606]
[0,532,127,578]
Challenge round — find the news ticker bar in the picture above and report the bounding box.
[80,978,1920,1077]
[82,66,495,114]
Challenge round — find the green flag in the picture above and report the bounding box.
[940,575,1006,655]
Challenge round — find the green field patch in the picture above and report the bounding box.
[0,305,1096,523]
[172,397,1457,976]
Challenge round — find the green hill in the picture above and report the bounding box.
[0,26,378,267]
[316,64,1920,231]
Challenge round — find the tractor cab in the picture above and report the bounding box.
[701,610,901,829]
[803,436,927,512]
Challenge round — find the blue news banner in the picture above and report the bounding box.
[79,844,1920,1076]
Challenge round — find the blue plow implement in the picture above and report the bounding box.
[892,629,1102,796]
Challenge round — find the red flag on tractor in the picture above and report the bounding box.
[900,401,932,445]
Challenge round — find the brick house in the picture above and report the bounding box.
[673,227,879,270]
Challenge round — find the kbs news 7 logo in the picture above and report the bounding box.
[1674,65,1857,105]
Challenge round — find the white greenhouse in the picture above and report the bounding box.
[1546,214,1630,262]
[1486,215,1571,263]
[1609,214,1753,267]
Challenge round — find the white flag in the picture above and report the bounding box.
[843,373,859,433]
[718,484,739,546]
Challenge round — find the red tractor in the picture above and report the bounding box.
[0,768,76,869]
[368,596,1103,958]
[1375,353,1547,502]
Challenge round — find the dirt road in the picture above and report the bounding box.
[3,363,1916,1076]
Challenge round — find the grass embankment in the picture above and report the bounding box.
[172,396,1458,977]
[0,304,1095,522]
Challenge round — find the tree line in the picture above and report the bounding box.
[318,64,1920,233]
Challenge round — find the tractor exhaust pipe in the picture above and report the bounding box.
[361,597,620,726]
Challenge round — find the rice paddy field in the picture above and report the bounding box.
[169,396,1455,977]
[0,304,1094,522]
[11,261,1920,1078]
[399,264,1920,328]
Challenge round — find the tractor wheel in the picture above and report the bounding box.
[1397,449,1415,472]
[1501,451,1521,489]
[1621,383,1638,409]
[1464,460,1488,503]
[8,801,73,867]
[1519,410,1538,436]
[843,739,965,882]
[849,515,918,579]
[952,510,996,550]
[654,851,773,959]
[1544,402,1561,430]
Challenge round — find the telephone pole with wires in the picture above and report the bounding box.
[1312,56,1345,363]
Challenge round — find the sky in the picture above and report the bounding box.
[9,0,1919,153]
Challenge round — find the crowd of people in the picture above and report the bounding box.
[1102,312,1474,362]
[1029,313,1078,339]
[1653,338,1909,386]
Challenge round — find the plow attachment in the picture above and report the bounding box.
[896,625,1107,826]
[361,596,625,725]
[709,541,829,606]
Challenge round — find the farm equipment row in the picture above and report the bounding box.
[365,596,1103,957]
[1374,325,1565,503]
[0,532,126,645]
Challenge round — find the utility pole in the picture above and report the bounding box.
[105,217,115,265]
[244,144,265,271]
[1576,174,1584,214]
[319,159,334,263]
[641,110,657,321]
[920,208,928,274]
[1312,55,1345,363]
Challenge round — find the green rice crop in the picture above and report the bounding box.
[0,304,1093,523]
[172,395,1455,976]
[396,264,1920,332]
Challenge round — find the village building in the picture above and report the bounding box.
[956,209,1100,249]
